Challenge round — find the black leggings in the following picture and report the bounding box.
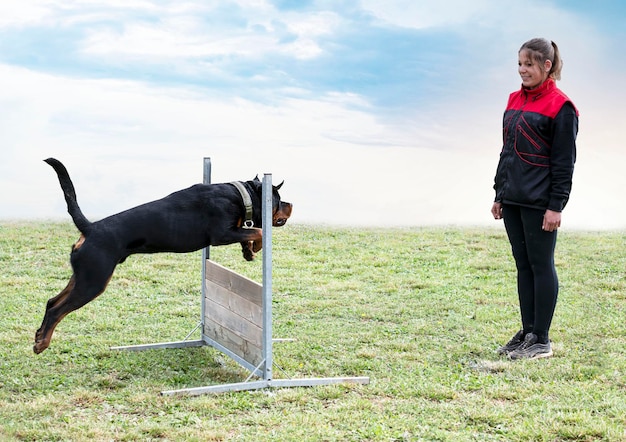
[502,204,558,343]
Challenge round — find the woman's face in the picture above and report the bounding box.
[518,49,550,89]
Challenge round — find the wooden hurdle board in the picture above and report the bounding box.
[202,259,264,373]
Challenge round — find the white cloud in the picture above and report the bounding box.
[0,0,163,28]
[82,23,269,58]
[359,0,492,29]
[78,5,341,61]
[0,1,51,28]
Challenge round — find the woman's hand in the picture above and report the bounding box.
[542,209,561,232]
[491,202,503,220]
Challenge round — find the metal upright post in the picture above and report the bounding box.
[262,174,273,382]
[201,158,211,331]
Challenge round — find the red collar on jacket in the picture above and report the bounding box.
[507,78,578,118]
[521,77,555,100]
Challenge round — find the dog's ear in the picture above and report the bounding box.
[248,176,262,193]
[274,180,284,190]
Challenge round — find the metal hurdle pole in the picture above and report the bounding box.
[261,173,273,382]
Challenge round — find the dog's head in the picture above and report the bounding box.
[248,177,292,227]
[271,180,292,227]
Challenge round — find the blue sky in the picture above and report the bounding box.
[1,0,625,229]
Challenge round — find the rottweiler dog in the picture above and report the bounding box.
[33,158,292,354]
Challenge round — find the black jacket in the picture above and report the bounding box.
[494,79,579,212]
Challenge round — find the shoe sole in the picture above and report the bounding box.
[528,350,553,360]
[509,349,553,360]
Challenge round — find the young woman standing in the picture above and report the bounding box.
[491,38,579,359]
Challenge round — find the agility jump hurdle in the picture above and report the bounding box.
[112,158,369,396]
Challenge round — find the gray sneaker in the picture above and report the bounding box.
[497,330,525,355]
[508,333,553,360]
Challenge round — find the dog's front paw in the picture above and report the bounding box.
[241,241,256,261]
[33,338,47,354]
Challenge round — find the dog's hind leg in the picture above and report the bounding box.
[34,276,76,353]
[33,248,117,354]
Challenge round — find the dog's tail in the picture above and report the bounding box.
[44,158,92,235]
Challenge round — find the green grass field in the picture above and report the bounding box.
[1,221,624,441]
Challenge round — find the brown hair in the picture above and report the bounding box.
[519,38,562,81]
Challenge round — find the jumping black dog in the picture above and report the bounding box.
[33,158,292,354]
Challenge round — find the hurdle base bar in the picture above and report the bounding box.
[161,376,370,397]
[111,339,263,377]
[111,336,292,379]
[110,340,205,352]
